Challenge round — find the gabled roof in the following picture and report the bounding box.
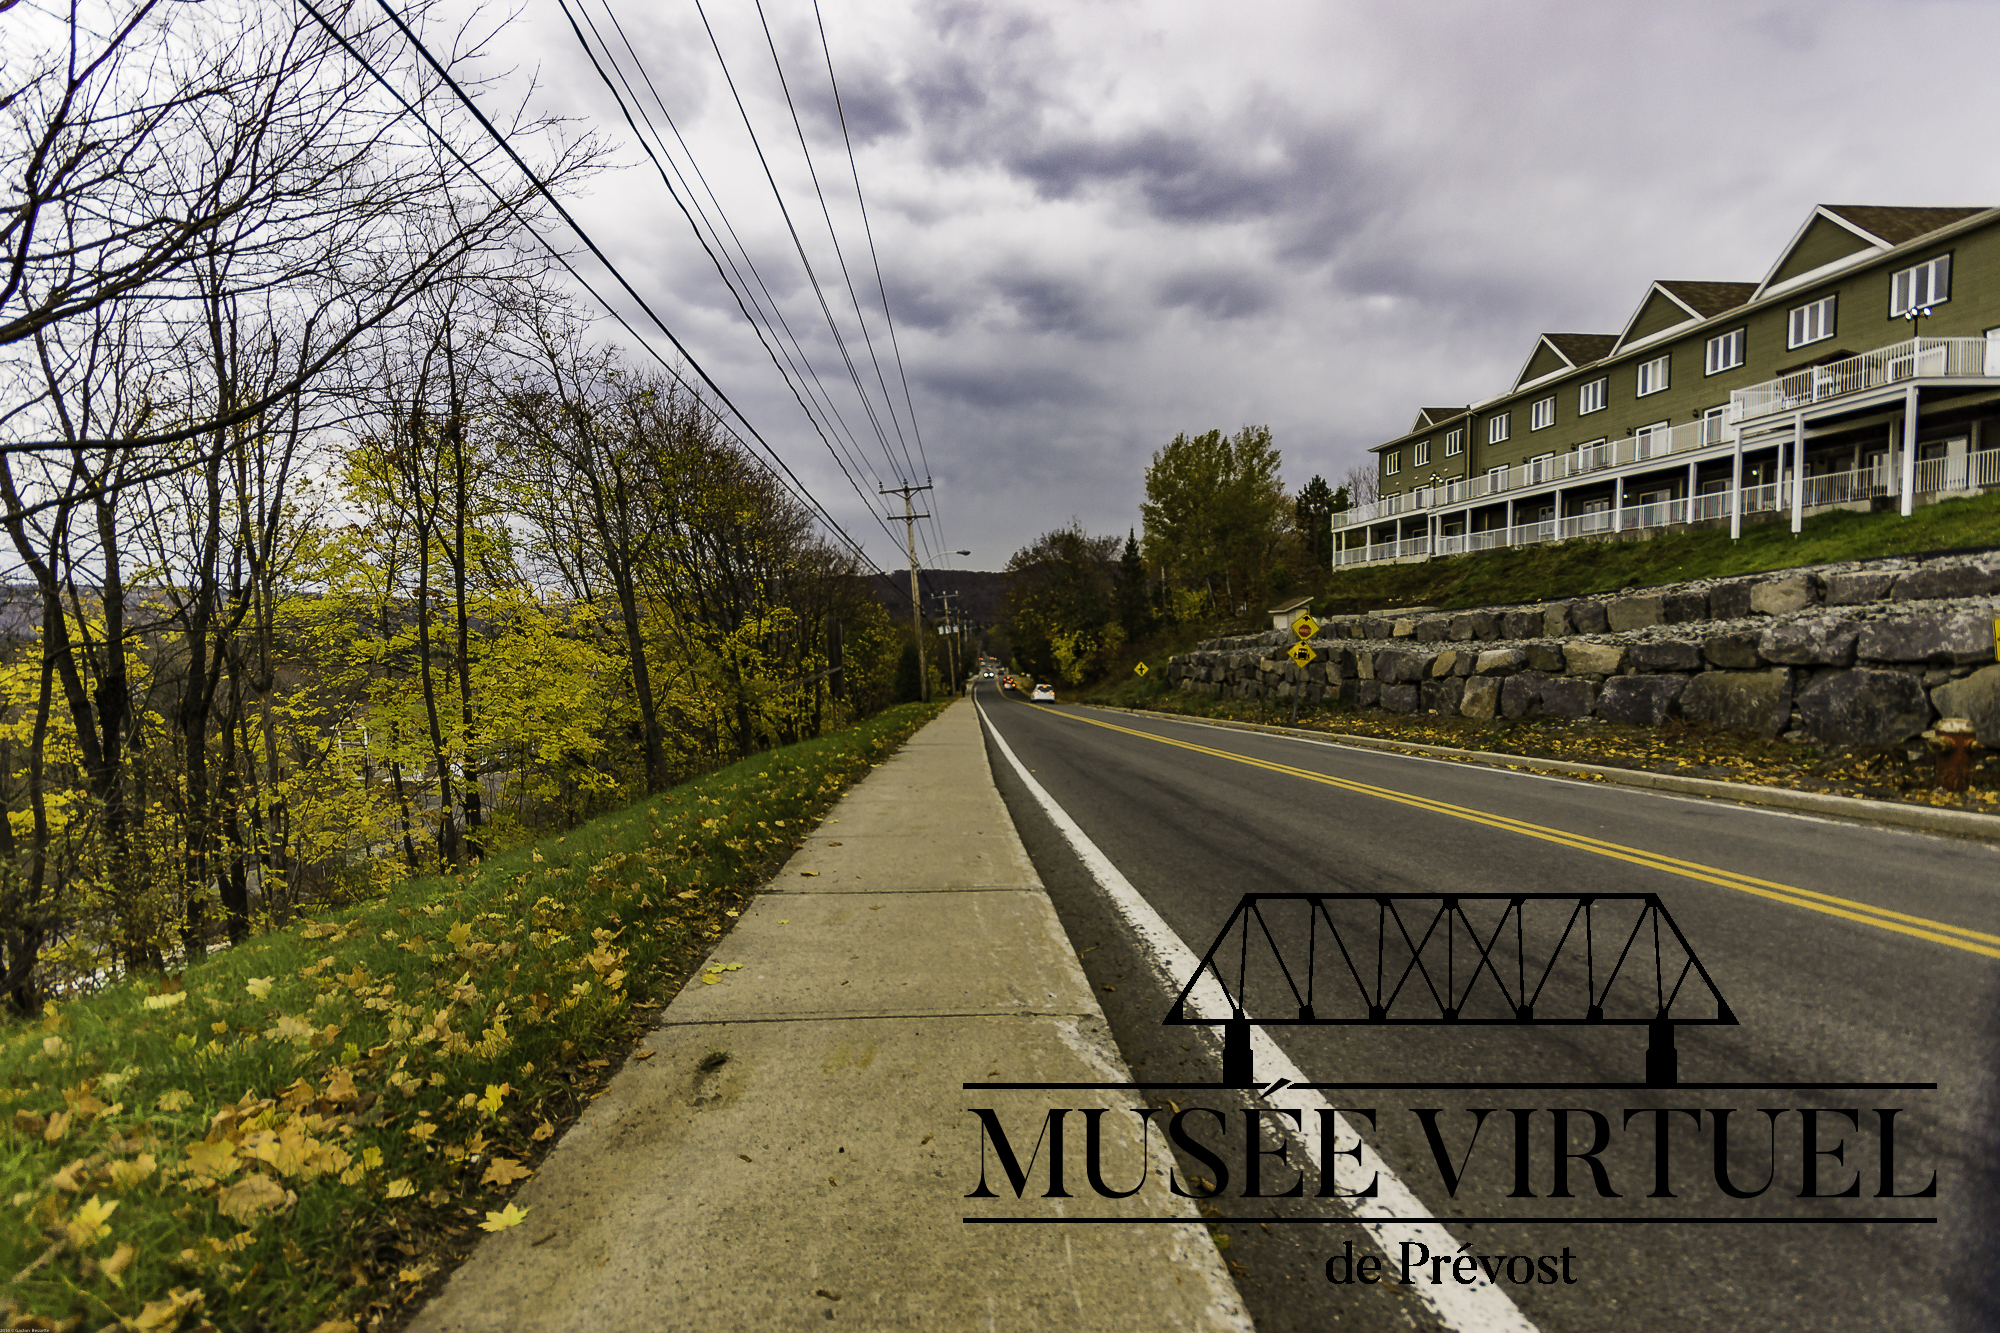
[1613,281,1757,352]
[1410,406,1467,432]
[1543,333,1617,366]
[1656,281,1757,319]
[1820,205,1987,247]
[1757,205,1993,296]
[1513,333,1615,390]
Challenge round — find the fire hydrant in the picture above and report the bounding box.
[1926,717,1980,793]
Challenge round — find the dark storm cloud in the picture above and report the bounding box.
[793,49,910,146]
[915,359,1097,410]
[1156,267,1276,321]
[990,270,1123,338]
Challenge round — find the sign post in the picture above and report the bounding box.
[1285,640,1316,722]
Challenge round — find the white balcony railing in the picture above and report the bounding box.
[1730,336,1992,423]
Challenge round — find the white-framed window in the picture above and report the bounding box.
[1530,395,1556,430]
[1487,412,1511,444]
[1526,452,1555,484]
[1384,451,1401,475]
[1578,377,1607,415]
[1701,405,1727,445]
[1444,428,1464,457]
[1636,354,1670,397]
[1486,464,1509,490]
[1705,328,1746,375]
[1635,419,1671,458]
[1414,440,1430,466]
[1891,254,1951,316]
[1788,294,1837,349]
[1574,437,1610,471]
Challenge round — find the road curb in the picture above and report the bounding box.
[1107,705,2000,843]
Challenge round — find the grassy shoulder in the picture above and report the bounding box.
[1096,691,2000,813]
[1309,488,2000,613]
[1,701,946,1333]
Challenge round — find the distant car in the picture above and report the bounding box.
[1002,675,1016,690]
[1031,683,1055,702]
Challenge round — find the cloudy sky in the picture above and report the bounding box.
[454,0,2000,576]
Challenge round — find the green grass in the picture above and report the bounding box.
[1313,488,2000,613]
[1,701,945,1333]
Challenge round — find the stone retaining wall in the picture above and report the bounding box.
[1165,554,2000,748]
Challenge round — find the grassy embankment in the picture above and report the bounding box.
[1,701,946,1333]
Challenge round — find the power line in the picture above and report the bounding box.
[298,0,915,603]
[555,0,892,535]
[808,0,949,565]
[684,0,922,527]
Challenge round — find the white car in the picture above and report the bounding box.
[1031,683,1055,702]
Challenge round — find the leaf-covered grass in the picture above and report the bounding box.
[1313,488,2000,614]
[1,701,945,1333]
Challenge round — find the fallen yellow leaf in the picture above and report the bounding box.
[482,1156,532,1187]
[386,1178,416,1199]
[478,1202,531,1232]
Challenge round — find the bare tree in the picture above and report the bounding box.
[1342,461,1381,509]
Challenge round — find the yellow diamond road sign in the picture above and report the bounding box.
[1134,662,1149,677]
[1288,642,1316,668]
[1292,614,1319,641]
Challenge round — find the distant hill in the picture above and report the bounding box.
[869,569,1007,629]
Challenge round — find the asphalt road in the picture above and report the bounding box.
[970,680,2000,1333]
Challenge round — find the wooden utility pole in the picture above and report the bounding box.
[881,480,933,701]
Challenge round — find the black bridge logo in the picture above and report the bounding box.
[1167,893,1737,1088]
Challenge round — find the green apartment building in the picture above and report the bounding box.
[1337,205,2000,566]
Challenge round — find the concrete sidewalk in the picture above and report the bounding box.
[408,700,1251,1332]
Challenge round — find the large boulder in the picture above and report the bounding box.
[1501,610,1543,639]
[1598,675,1687,727]
[1606,595,1663,632]
[1856,613,1998,666]
[1679,669,1793,737]
[1542,603,1573,637]
[1890,564,2000,602]
[1564,641,1627,675]
[1758,619,1860,667]
[1796,669,1931,747]
[1525,642,1566,673]
[1421,678,1466,715]
[1932,665,2000,747]
[1708,580,1755,620]
[1750,575,1817,616]
[1661,591,1709,624]
[1539,677,1597,718]
[1429,649,1461,678]
[1414,618,1453,644]
[1374,649,1430,684]
[1499,671,1548,719]
[1379,682,1419,713]
[1460,676,1502,720]
[1630,640,1703,672]
[1570,601,1610,634]
[1703,632,1762,670]
[1825,571,1895,605]
[1475,648,1527,676]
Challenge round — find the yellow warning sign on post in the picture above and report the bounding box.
[1287,642,1316,668]
[1993,618,1999,661]
[1292,614,1320,641]
[1134,662,1149,677]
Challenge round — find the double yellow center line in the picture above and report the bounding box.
[1039,705,2000,962]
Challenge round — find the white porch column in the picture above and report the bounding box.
[1554,486,1564,539]
[1504,497,1515,546]
[1685,461,1698,525]
[1612,475,1625,532]
[1790,412,1805,534]
[1729,427,1744,540]
[1901,385,1919,516]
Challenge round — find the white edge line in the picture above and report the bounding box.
[977,696,1541,1333]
